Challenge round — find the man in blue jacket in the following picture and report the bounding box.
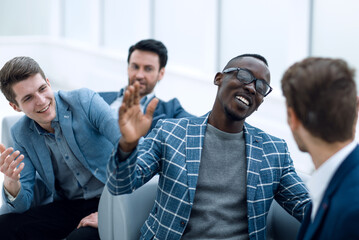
[0,56,119,239]
[100,39,193,131]
[282,57,359,240]
[107,53,310,239]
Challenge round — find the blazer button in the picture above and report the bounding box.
[180,221,186,227]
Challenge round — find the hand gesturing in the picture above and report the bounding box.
[118,81,158,152]
[0,143,24,197]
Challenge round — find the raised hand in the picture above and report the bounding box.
[0,143,24,197]
[118,81,158,152]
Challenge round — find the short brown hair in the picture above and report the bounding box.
[281,57,357,143]
[0,56,46,105]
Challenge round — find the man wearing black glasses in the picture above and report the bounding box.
[107,54,310,239]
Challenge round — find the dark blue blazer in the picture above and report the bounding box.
[99,90,194,133]
[297,145,359,240]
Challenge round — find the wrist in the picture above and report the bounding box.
[118,138,138,153]
[4,177,21,198]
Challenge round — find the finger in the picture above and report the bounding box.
[0,149,15,172]
[5,150,20,165]
[133,81,141,105]
[128,85,135,108]
[12,162,24,179]
[0,143,6,153]
[0,147,14,164]
[9,154,24,172]
[2,151,21,175]
[145,98,159,119]
[77,221,83,229]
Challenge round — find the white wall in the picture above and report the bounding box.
[2,0,359,175]
[312,0,359,87]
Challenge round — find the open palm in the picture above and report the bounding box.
[118,82,158,145]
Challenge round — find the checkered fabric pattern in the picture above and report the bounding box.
[107,113,310,240]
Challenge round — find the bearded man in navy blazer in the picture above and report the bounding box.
[100,39,193,131]
[107,53,310,239]
[282,57,359,240]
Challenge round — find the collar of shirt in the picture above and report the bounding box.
[112,89,155,113]
[307,141,357,221]
[34,112,59,136]
[140,92,155,109]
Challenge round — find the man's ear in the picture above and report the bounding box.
[287,106,300,131]
[9,102,22,112]
[352,96,359,138]
[157,68,165,82]
[214,72,223,86]
[46,78,51,87]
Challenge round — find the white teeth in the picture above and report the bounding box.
[236,96,249,106]
[38,105,49,113]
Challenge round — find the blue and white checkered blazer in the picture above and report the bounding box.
[107,112,310,240]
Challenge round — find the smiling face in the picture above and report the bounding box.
[10,73,56,132]
[127,50,165,98]
[211,57,270,131]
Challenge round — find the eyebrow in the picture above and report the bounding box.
[131,62,155,68]
[20,83,47,102]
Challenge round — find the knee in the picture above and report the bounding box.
[66,226,99,240]
[0,213,21,238]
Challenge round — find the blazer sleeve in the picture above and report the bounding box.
[274,143,311,222]
[1,130,36,213]
[107,120,164,196]
[80,90,120,145]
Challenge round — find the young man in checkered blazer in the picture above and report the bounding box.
[107,54,310,240]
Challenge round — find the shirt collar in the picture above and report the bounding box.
[307,140,357,221]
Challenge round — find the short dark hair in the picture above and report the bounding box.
[0,56,46,105]
[224,53,269,70]
[127,39,168,69]
[281,57,357,143]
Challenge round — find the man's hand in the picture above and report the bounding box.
[77,212,98,229]
[0,143,24,197]
[118,81,159,152]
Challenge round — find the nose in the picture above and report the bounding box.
[35,93,46,105]
[135,69,145,79]
[244,81,256,95]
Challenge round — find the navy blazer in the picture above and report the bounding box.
[99,90,194,133]
[297,145,359,240]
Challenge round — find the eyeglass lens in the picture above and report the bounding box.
[237,70,268,95]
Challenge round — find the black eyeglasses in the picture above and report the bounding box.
[223,67,272,97]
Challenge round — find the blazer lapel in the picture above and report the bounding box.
[244,123,263,203]
[302,200,330,240]
[55,95,90,169]
[28,122,55,192]
[185,114,208,203]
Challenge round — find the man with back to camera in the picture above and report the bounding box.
[281,57,359,240]
[74,38,194,237]
[0,56,120,239]
[106,53,311,239]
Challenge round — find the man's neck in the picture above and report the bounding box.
[309,139,354,169]
[208,111,244,133]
